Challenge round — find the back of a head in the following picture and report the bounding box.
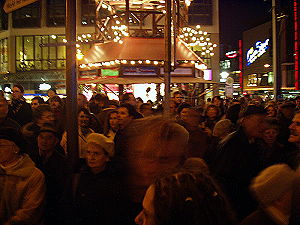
[33,104,52,121]
[153,169,235,225]
[213,119,234,138]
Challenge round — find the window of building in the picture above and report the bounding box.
[16,35,66,71]
[0,2,8,30]
[13,2,41,28]
[81,0,96,26]
[47,0,66,27]
[0,38,8,73]
[188,0,213,25]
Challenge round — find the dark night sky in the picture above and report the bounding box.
[219,0,272,49]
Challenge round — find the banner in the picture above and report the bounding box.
[3,0,38,13]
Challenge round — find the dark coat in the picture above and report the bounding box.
[210,127,263,221]
[69,165,124,225]
[8,99,32,126]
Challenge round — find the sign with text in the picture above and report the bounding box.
[3,0,37,13]
[122,66,158,76]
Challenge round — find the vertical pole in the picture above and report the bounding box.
[125,0,130,27]
[272,0,278,100]
[66,0,79,171]
[164,0,171,117]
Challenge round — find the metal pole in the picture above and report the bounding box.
[164,0,172,117]
[66,0,79,171]
[272,0,278,100]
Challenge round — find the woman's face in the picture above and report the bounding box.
[86,143,109,171]
[78,111,90,127]
[109,112,118,131]
[180,108,190,122]
[266,106,276,117]
[0,139,19,166]
[135,185,155,225]
[207,108,218,119]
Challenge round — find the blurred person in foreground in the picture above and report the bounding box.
[240,164,295,225]
[209,105,267,220]
[0,128,45,225]
[114,116,189,224]
[0,96,20,130]
[135,169,236,225]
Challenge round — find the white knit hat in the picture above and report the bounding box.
[250,164,296,207]
[86,133,115,157]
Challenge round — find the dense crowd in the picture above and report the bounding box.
[0,84,300,225]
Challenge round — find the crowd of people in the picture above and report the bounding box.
[0,84,300,225]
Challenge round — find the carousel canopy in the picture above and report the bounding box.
[78,37,205,66]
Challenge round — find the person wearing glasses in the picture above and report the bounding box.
[8,84,32,126]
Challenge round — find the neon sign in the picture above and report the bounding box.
[246,39,270,66]
[226,51,238,58]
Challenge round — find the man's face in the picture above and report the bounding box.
[109,112,119,131]
[12,87,23,100]
[263,128,279,145]
[31,99,40,109]
[117,107,133,129]
[0,100,8,119]
[38,132,58,152]
[0,139,19,166]
[173,93,183,104]
[289,113,300,144]
[78,111,90,128]
[242,114,266,139]
[50,100,60,110]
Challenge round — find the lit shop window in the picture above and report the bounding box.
[0,38,8,73]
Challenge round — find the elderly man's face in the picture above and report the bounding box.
[0,100,8,119]
[289,113,300,144]
[242,114,266,139]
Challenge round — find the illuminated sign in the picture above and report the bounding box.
[246,39,270,66]
[3,0,38,13]
[225,51,238,59]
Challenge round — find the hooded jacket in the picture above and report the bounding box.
[0,154,45,225]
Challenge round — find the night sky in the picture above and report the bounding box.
[219,0,272,49]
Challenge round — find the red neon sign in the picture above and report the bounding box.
[294,0,299,90]
[225,51,238,58]
[239,40,243,89]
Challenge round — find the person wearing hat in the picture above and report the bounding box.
[0,128,45,225]
[35,124,71,225]
[240,164,296,225]
[208,105,267,221]
[64,132,124,225]
[8,84,32,126]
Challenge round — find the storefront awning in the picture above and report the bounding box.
[79,37,205,65]
[78,76,216,85]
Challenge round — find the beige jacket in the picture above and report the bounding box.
[0,154,45,225]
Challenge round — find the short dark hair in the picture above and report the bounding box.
[47,88,57,94]
[13,84,24,93]
[33,104,52,122]
[177,102,192,114]
[153,169,236,225]
[32,96,45,104]
[119,103,140,118]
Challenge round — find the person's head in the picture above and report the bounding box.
[239,105,267,139]
[213,119,235,139]
[280,102,296,120]
[226,104,241,124]
[108,110,118,131]
[12,84,24,100]
[86,133,114,173]
[121,117,189,202]
[173,91,184,105]
[0,128,24,166]
[31,96,45,110]
[205,104,220,120]
[47,88,57,98]
[121,93,137,107]
[140,103,153,117]
[250,164,295,214]
[212,96,223,107]
[185,107,204,127]
[78,107,90,128]
[77,93,88,109]
[135,169,235,225]
[177,103,192,122]
[0,96,9,120]
[37,124,59,154]
[263,118,279,146]
[33,104,55,127]
[265,104,277,118]
[49,95,63,111]
[107,100,119,109]
[169,100,177,115]
[94,93,109,108]
[117,103,138,129]
[289,112,300,145]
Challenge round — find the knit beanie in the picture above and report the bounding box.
[250,164,296,207]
